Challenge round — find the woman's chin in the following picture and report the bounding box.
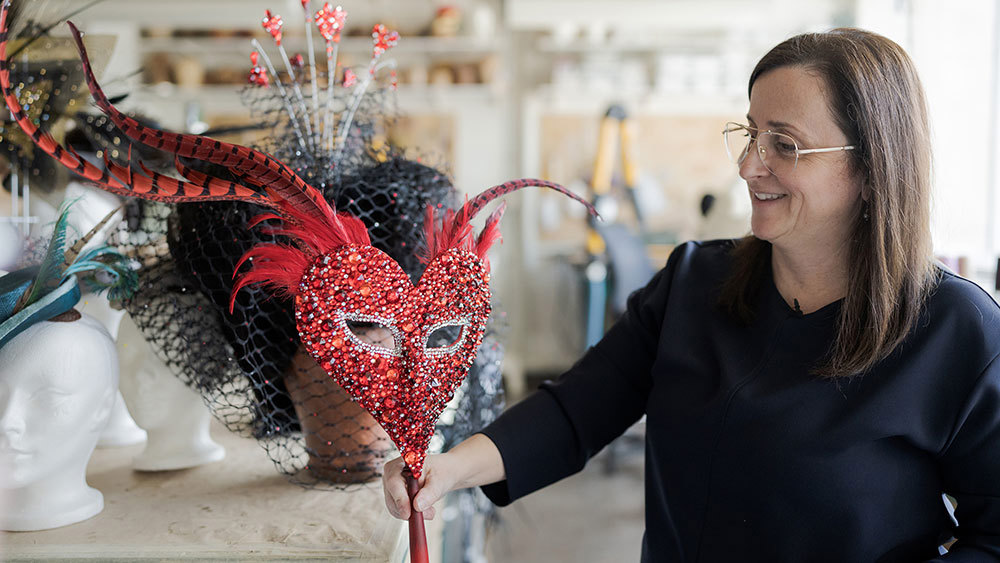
[750,208,795,242]
[749,221,777,242]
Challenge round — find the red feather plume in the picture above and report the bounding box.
[421,179,598,267]
[230,195,370,311]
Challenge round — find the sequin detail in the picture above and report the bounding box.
[337,310,403,357]
[423,318,469,357]
[294,244,491,478]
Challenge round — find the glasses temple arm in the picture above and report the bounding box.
[796,145,855,155]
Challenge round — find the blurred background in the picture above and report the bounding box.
[0,1,996,559]
[2,0,996,389]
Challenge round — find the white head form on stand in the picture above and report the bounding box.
[117,314,225,471]
[0,313,118,531]
[61,182,147,448]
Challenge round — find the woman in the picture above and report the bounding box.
[384,28,1000,560]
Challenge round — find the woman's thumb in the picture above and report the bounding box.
[413,479,443,512]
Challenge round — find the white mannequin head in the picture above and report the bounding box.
[60,183,147,448]
[117,314,224,471]
[0,313,118,531]
[62,181,123,253]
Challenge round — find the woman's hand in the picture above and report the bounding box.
[382,433,506,521]
[382,454,450,520]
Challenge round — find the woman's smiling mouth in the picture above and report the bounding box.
[752,190,787,201]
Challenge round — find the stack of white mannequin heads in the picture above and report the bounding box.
[61,182,147,448]
[27,183,147,448]
[53,183,224,471]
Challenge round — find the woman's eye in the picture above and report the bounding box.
[775,141,797,155]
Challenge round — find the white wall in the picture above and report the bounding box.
[859,0,999,285]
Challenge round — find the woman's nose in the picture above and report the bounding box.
[738,143,770,180]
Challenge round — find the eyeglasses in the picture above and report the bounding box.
[722,122,855,176]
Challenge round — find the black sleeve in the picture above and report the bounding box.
[479,243,687,505]
[932,353,1000,561]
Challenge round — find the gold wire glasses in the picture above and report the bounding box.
[722,122,855,176]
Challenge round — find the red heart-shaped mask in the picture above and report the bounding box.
[294,244,490,479]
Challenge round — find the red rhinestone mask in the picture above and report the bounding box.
[227,181,595,480]
[295,245,490,478]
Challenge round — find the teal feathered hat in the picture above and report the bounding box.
[0,201,137,349]
[0,272,80,348]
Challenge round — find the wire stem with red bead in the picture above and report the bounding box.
[262,10,315,151]
[334,24,398,153]
[314,3,346,153]
[301,0,321,145]
[250,39,308,150]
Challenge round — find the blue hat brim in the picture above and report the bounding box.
[0,275,81,350]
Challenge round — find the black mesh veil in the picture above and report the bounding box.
[102,73,506,490]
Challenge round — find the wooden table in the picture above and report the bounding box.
[0,420,439,561]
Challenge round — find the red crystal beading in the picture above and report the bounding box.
[262,10,283,45]
[343,67,357,88]
[294,245,490,479]
[316,3,347,44]
[371,24,399,59]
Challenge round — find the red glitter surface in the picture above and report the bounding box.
[371,24,399,59]
[315,3,347,44]
[262,10,283,45]
[294,245,491,479]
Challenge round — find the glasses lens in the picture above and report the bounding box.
[723,125,801,176]
[756,131,799,175]
[723,123,751,165]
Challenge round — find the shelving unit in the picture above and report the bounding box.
[62,0,515,196]
[140,35,503,58]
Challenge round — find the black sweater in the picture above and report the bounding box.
[481,240,1000,562]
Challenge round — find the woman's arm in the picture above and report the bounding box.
[383,433,504,520]
[382,241,700,520]
[932,354,1000,560]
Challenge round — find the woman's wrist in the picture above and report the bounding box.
[446,433,506,490]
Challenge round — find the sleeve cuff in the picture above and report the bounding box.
[476,387,585,506]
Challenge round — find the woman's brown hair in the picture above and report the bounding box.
[719,28,936,378]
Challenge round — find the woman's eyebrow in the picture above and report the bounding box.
[766,119,798,132]
[769,119,810,139]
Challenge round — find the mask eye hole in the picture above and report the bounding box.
[345,320,397,352]
[425,323,466,355]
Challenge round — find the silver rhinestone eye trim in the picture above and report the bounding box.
[336,310,403,357]
[423,319,469,357]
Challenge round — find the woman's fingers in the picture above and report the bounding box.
[383,435,503,521]
[412,465,445,514]
[382,455,456,520]
[382,457,411,519]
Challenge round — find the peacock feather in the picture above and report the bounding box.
[9,202,72,315]
[6,201,136,319]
